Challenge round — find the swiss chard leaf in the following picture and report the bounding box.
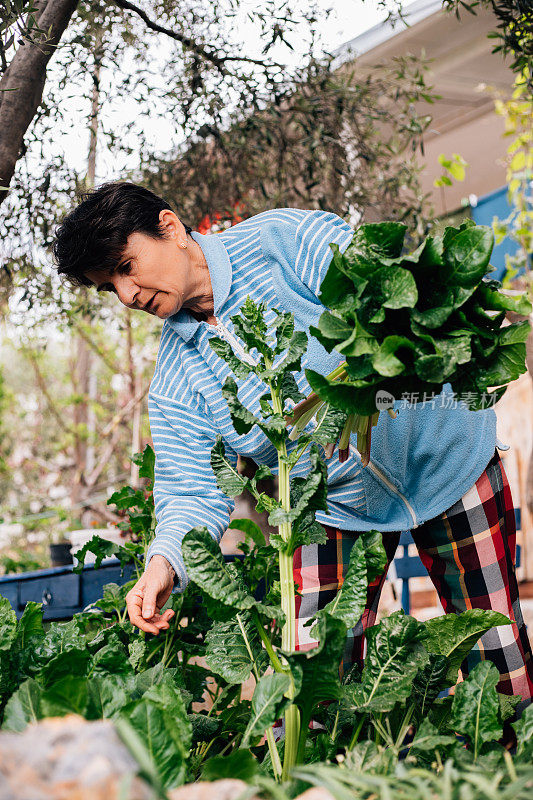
[182,526,255,611]
[451,661,502,755]
[347,611,429,713]
[205,611,265,685]
[424,609,512,685]
[241,672,292,746]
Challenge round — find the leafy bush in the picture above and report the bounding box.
[1,223,531,795]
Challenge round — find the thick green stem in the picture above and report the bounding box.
[270,380,301,780]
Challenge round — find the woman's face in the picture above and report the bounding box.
[83,210,205,320]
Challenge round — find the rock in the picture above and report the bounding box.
[167,779,260,800]
[0,715,152,800]
[296,789,336,800]
[166,780,335,800]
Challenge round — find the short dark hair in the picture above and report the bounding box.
[52,181,193,288]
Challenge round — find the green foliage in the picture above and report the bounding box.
[306,221,531,420]
[0,293,530,791]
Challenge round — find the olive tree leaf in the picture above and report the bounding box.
[451,661,502,753]
[241,672,292,747]
[424,609,512,685]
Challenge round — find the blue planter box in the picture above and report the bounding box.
[0,560,135,620]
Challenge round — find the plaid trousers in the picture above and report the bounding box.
[293,449,533,715]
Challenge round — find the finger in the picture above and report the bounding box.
[127,587,161,635]
[142,584,159,620]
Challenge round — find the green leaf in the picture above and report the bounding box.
[241,672,292,746]
[121,679,192,789]
[273,310,295,355]
[268,330,308,376]
[371,336,416,377]
[319,254,359,312]
[201,748,259,782]
[72,535,120,573]
[288,612,346,726]
[512,703,533,755]
[306,369,381,417]
[409,653,450,720]
[228,518,266,548]
[310,405,346,448]
[231,297,270,357]
[2,678,43,731]
[209,337,253,379]
[354,222,407,259]
[347,611,429,713]
[205,612,264,684]
[40,676,89,717]
[39,648,91,688]
[210,437,247,497]
[86,674,134,720]
[443,226,494,287]
[451,661,502,752]
[476,281,532,316]
[410,717,456,753]
[321,537,367,628]
[221,377,260,435]
[372,266,418,309]
[359,530,387,583]
[182,526,255,611]
[498,691,521,722]
[313,310,353,343]
[424,609,513,685]
[132,445,156,483]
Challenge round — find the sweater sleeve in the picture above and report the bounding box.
[260,208,354,300]
[145,390,235,591]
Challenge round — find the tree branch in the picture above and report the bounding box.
[0,0,80,204]
[111,0,282,73]
[23,345,77,437]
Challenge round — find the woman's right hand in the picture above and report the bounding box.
[126,554,176,634]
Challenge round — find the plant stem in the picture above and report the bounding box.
[236,612,282,781]
[270,378,301,780]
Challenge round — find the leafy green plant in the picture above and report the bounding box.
[1,268,531,791]
[288,219,531,464]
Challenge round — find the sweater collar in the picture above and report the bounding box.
[164,230,232,341]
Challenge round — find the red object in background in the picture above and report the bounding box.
[197,202,246,234]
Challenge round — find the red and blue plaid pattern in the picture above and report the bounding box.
[293,449,533,715]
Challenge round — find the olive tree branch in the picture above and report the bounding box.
[111,0,284,74]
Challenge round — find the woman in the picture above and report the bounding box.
[54,181,533,719]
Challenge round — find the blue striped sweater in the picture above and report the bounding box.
[146,208,497,590]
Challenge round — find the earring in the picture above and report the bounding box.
[180,242,187,249]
